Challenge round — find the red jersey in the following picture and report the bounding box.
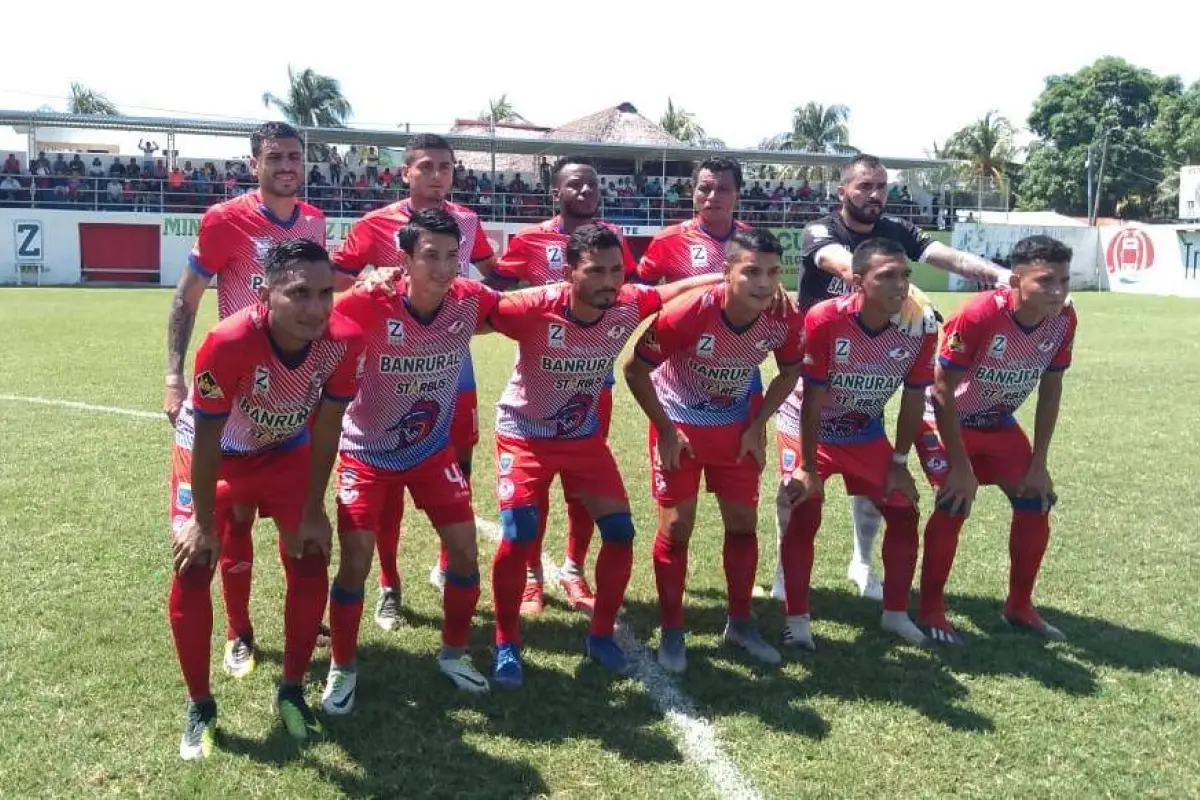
[491,216,636,286]
[489,283,663,440]
[633,283,803,426]
[188,190,326,320]
[635,218,752,284]
[175,305,364,455]
[786,293,937,444]
[334,280,499,471]
[936,288,1076,429]
[332,199,493,279]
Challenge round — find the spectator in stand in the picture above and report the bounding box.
[365,146,379,183]
[69,153,85,175]
[2,153,19,174]
[0,173,20,204]
[379,167,394,189]
[345,145,361,174]
[329,146,343,185]
[139,139,159,174]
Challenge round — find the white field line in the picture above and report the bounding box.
[5,392,763,800]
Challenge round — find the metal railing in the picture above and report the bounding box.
[0,174,937,227]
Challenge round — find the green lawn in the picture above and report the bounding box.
[1,288,1198,797]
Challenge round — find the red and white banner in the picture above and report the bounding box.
[1099,224,1200,298]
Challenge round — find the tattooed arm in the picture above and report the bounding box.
[164,269,210,422]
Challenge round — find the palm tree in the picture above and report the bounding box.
[262,66,353,161]
[759,102,852,183]
[941,111,1019,183]
[659,98,707,145]
[68,83,119,115]
[480,94,526,124]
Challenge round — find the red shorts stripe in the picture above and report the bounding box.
[495,434,627,510]
[336,447,474,534]
[915,420,1033,489]
[168,443,310,535]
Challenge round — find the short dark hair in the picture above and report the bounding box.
[250,121,301,158]
[551,155,595,185]
[851,237,908,275]
[841,153,885,184]
[405,133,455,164]
[565,223,621,268]
[263,238,331,284]
[395,207,462,256]
[729,227,784,257]
[1011,235,1072,269]
[693,156,744,190]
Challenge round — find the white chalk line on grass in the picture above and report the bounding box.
[6,392,763,800]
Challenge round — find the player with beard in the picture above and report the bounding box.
[164,121,340,681]
[769,154,1010,606]
[478,156,636,618]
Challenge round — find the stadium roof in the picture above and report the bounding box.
[0,109,953,171]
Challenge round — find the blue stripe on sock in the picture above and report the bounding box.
[445,570,480,589]
[330,582,365,605]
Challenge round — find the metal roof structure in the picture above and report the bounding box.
[0,109,954,171]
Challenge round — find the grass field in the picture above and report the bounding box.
[2,287,1199,798]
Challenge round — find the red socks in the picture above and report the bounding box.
[328,582,364,668]
[653,531,689,629]
[442,571,481,649]
[168,563,217,701]
[1006,510,1051,615]
[723,532,758,622]
[280,544,329,685]
[218,514,254,641]
[564,496,594,568]
[491,538,528,645]
[375,511,403,592]
[880,505,920,613]
[781,498,822,616]
[591,539,633,637]
[919,508,966,624]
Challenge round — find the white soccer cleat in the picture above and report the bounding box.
[782,614,816,651]
[321,666,357,715]
[881,610,933,648]
[770,564,787,602]
[374,588,402,631]
[438,653,490,693]
[847,561,884,601]
[428,563,445,593]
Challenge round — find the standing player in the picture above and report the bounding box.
[320,209,497,713]
[484,155,637,617]
[332,133,496,631]
[623,228,803,673]
[164,121,333,680]
[484,224,724,688]
[915,235,1076,644]
[167,240,364,759]
[779,238,938,650]
[771,153,1010,604]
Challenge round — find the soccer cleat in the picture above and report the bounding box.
[428,563,446,593]
[558,572,595,614]
[724,619,782,665]
[586,634,635,676]
[438,653,490,694]
[320,666,357,716]
[519,579,545,617]
[1003,607,1067,641]
[276,684,324,742]
[782,614,816,651]
[881,610,934,648]
[492,643,524,689]
[222,636,257,678]
[179,697,217,761]
[657,627,688,674]
[847,561,884,601]
[374,587,402,631]
[919,617,967,647]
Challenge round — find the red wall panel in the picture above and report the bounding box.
[79,223,160,283]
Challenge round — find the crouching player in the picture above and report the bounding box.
[484,224,724,687]
[321,209,498,712]
[623,228,802,673]
[167,239,364,759]
[915,234,1077,644]
[779,238,937,649]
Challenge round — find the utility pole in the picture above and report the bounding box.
[1091,129,1113,225]
[1086,146,1093,223]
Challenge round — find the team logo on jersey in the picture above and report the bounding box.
[946,331,965,353]
[888,346,912,360]
[547,323,566,349]
[447,320,466,335]
[253,366,270,396]
[249,274,265,292]
[498,453,514,475]
[834,338,851,363]
[546,244,564,272]
[1038,339,1056,353]
[175,483,193,510]
[988,335,1008,359]
[607,325,627,340]
[386,319,405,345]
[252,237,272,262]
[689,243,708,268]
[754,338,774,351]
[696,333,716,358]
[195,371,223,400]
[389,399,440,449]
[544,392,593,436]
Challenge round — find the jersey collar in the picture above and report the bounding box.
[255,190,301,229]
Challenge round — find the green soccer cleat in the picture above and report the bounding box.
[179,697,218,761]
[275,684,324,742]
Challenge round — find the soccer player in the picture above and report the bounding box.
[485,155,637,617]
[623,228,803,673]
[914,235,1077,644]
[636,156,749,285]
[167,239,364,760]
[332,133,496,630]
[164,121,335,680]
[320,209,497,712]
[771,153,1010,603]
[779,238,938,650]
[484,224,724,688]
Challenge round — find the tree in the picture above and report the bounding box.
[659,98,708,145]
[68,83,119,115]
[942,111,1019,182]
[262,66,353,162]
[1149,80,1200,215]
[480,94,526,124]
[755,102,853,182]
[1018,57,1181,217]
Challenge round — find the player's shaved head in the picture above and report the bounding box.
[1011,235,1073,270]
[404,133,455,165]
[851,237,907,276]
[396,207,462,256]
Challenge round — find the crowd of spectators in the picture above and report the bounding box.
[0,149,934,226]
